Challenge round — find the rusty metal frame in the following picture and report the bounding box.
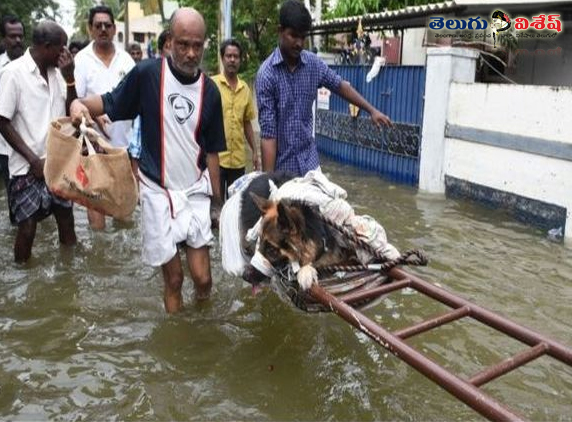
[309,267,572,422]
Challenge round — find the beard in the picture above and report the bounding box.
[172,56,200,77]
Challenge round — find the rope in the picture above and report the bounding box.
[318,214,391,262]
[315,214,428,273]
[317,249,428,273]
[269,206,429,312]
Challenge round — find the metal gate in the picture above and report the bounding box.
[316,64,425,185]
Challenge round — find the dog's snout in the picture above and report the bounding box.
[242,265,271,286]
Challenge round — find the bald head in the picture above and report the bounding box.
[168,7,206,77]
[32,20,67,47]
[169,7,206,39]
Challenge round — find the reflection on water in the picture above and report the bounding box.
[1,158,571,421]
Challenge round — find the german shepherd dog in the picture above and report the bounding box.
[239,172,359,290]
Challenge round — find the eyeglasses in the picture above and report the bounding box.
[93,22,113,30]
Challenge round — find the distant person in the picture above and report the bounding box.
[0,21,78,262]
[128,42,142,63]
[0,15,25,194]
[212,38,259,201]
[256,0,391,177]
[70,8,226,313]
[0,15,24,65]
[74,5,135,230]
[68,40,87,57]
[157,29,170,56]
[146,32,156,58]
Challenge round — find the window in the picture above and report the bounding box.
[133,32,145,43]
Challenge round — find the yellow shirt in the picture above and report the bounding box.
[212,74,256,169]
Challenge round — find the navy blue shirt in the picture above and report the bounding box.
[102,58,226,189]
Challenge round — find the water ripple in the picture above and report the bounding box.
[0,161,571,421]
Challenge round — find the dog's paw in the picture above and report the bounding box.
[297,265,318,290]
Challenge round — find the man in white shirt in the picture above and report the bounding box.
[0,15,25,197]
[0,20,77,262]
[73,5,135,230]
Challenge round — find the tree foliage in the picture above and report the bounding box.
[326,0,444,19]
[326,0,379,18]
[73,0,95,39]
[1,0,60,41]
[104,0,122,18]
[177,0,281,82]
[233,0,280,82]
[138,0,161,16]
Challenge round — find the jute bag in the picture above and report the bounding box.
[44,117,138,218]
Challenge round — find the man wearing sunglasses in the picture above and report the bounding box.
[74,5,135,230]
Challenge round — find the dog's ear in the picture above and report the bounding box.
[277,201,302,234]
[249,192,272,214]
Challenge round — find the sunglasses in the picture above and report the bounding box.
[93,22,113,30]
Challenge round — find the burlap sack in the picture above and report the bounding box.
[44,117,137,218]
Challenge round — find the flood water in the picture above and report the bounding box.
[1,157,571,421]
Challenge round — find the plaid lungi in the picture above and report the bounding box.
[8,174,72,224]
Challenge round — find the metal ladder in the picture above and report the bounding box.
[309,267,572,422]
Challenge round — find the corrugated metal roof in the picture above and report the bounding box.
[310,1,462,34]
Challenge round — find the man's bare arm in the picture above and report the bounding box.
[69,96,105,126]
[337,81,391,127]
[244,120,260,170]
[206,152,222,204]
[206,152,222,228]
[0,117,44,178]
[58,46,77,114]
[261,137,277,172]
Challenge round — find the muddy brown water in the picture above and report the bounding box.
[1,158,571,421]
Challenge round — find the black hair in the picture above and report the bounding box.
[279,0,312,33]
[219,38,242,58]
[88,5,114,26]
[158,29,169,52]
[128,42,142,51]
[69,39,87,51]
[1,15,24,38]
[32,20,66,46]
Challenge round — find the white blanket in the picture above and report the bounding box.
[220,171,400,278]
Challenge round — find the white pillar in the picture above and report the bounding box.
[418,47,479,193]
[224,0,233,39]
